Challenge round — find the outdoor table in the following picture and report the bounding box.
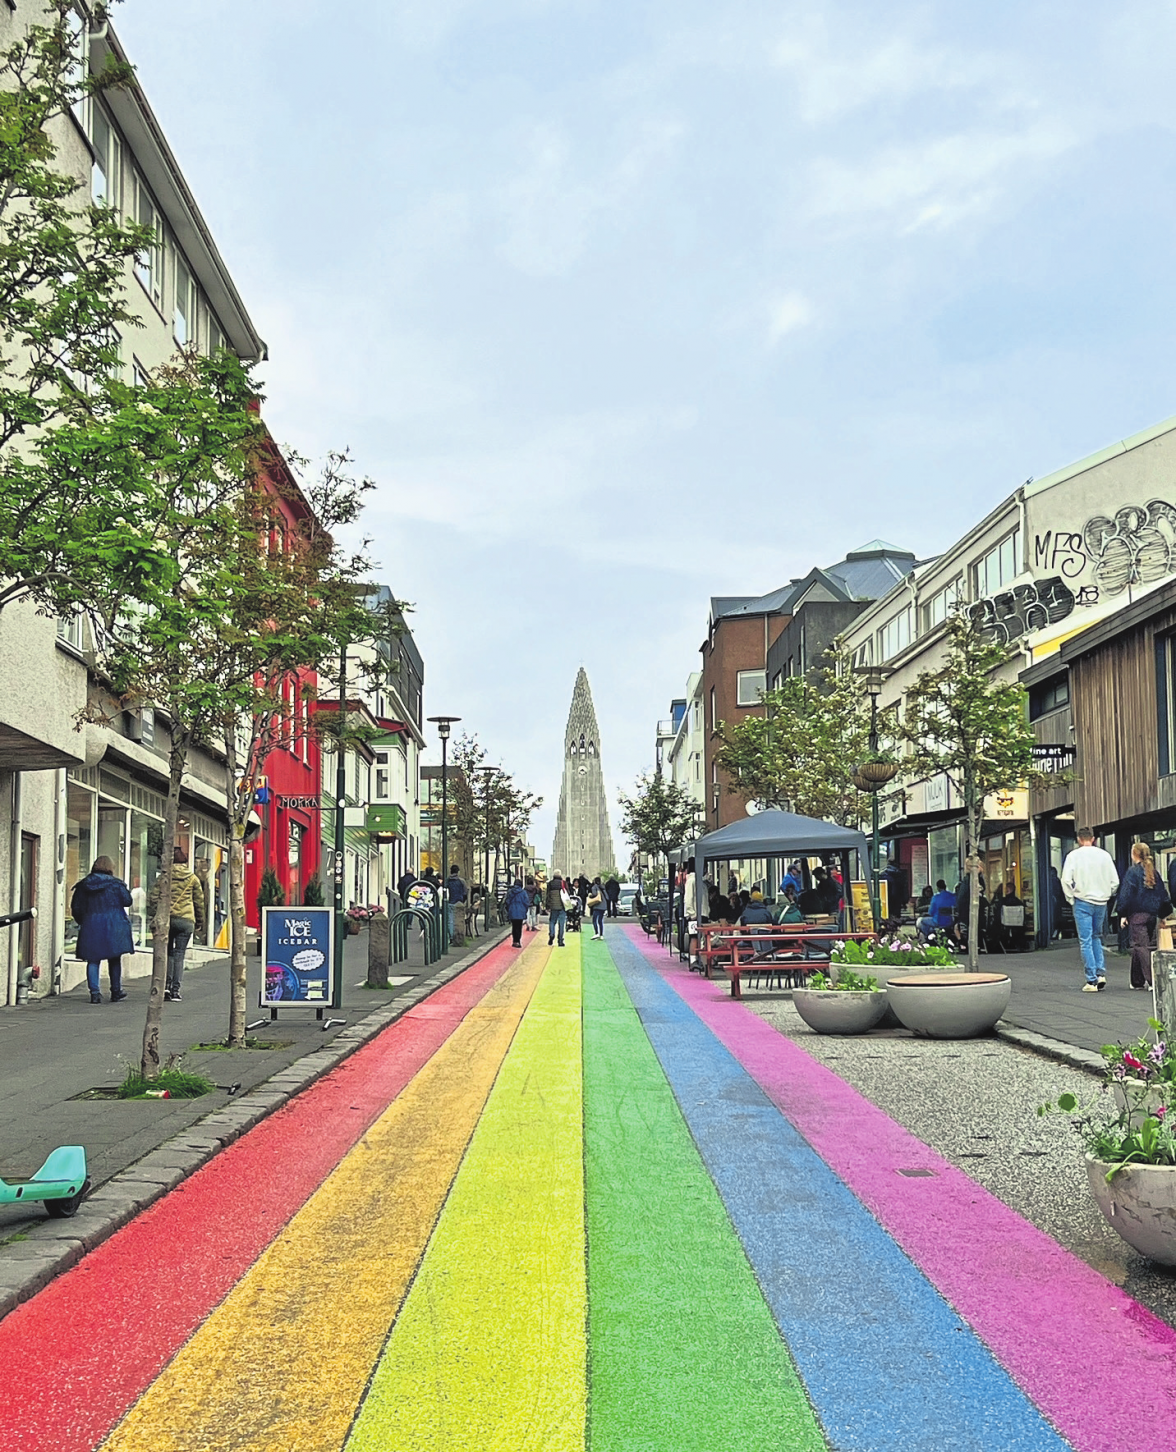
[698,925,877,999]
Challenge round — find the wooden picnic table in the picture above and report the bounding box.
[697,924,877,999]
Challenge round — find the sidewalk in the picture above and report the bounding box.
[0,921,506,1242]
[995,939,1157,1055]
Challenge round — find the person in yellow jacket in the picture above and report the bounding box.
[148,845,206,1003]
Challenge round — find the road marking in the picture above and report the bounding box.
[347,937,587,1451]
[583,935,826,1451]
[100,937,551,1451]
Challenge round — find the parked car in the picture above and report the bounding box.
[617,887,639,916]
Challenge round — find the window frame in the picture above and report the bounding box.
[736,669,766,707]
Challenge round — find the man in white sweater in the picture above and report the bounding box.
[1061,829,1120,991]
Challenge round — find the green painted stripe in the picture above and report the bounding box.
[346,941,586,1452]
[583,935,827,1452]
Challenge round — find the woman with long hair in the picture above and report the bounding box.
[70,855,134,1004]
[1117,842,1170,990]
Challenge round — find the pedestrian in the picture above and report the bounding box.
[576,873,590,909]
[505,877,530,948]
[148,845,206,1003]
[783,861,804,901]
[445,863,467,942]
[1117,843,1170,990]
[1048,865,1067,939]
[605,875,620,917]
[918,879,956,941]
[739,889,775,954]
[546,874,569,947]
[70,855,134,1004]
[587,876,606,939]
[1061,828,1120,991]
[396,868,416,907]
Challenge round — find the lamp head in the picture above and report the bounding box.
[428,714,461,742]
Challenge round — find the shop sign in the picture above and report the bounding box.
[1031,744,1074,775]
[984,789,1029,821]
[278,794,320,811]
[262,906,333,1006]
[879,790,907,826]
[924,774,949,812]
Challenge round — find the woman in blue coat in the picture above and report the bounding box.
[71,855,135,1003]
[505,877,530,949]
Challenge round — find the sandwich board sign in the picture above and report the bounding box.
[262,906,334,1017]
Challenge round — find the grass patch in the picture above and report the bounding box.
[195,1038,292,1051]
[116,1066,216,1100]
[0,1231,30,1246]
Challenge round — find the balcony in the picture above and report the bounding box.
[366,803,406,840]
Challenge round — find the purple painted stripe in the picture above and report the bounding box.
[623,927,1176,1452]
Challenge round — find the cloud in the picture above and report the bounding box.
[767,291,814,343]
[496,118,683,276]
[804,123,1077,235]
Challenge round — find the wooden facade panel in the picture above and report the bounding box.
[1029,706,1073,817]
[1072,616,1171,828]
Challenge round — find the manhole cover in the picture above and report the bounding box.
[897,1168,937,1178]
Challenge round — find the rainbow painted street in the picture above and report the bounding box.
[4,926,1176,1451]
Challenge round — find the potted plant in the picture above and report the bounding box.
[845,937,1011,1038]
[1099,1021,1173,1127]
[1041,1060,1176,1265]
[793,966,889,1035]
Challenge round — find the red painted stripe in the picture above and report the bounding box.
[0,942,518,1452]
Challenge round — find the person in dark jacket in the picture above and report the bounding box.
[604,876,621,917]
[546,875,568,947]
[739,890,776,955]
[587,876,608,939]
[1048,866,1067,939]
[1118,842,1169,989]
[71,855,134,1004]
[505,877,530,948]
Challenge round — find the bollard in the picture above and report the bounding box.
[367,913,391,989]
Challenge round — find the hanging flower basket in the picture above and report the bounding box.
[856,760,901,786]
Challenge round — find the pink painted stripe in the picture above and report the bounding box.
[623,926,1176,1452]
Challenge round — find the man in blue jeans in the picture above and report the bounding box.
[1061,828,1120,991]
[545,874,568,947]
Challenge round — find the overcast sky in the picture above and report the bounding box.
[118,0,1176,863]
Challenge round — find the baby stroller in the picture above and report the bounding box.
[565,896,584,934]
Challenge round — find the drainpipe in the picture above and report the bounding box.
[52,768,66,995]
[7,771,22,1006]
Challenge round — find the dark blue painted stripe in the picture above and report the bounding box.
[607,933,1072,1452]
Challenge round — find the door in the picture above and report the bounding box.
[19,833,38,973]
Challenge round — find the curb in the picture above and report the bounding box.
[0,929,510,1324]
[995,1022,1107,1077]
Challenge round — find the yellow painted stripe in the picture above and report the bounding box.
[101,937,551,1452]
[347,936,586,1452]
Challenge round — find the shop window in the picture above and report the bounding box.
[128,810,163,947]
[19,833,38,973]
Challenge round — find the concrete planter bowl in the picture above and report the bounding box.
[1086,1156,1176,1266]
[792,988,889,1036]
[1112,1078,1167,1131]
[885,972,1011,1039]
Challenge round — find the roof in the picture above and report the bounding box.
[710,544,916,625]
[693,809,869,865]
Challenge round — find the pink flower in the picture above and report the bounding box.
[1156,1105,1167,1120]
[1123,1051,1145,1072]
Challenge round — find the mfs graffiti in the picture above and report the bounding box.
[1033,499,1176,597]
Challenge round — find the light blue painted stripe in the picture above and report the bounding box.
[607,934,1072,1452]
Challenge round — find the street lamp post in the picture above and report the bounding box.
[477,767,500,933]
[853,667,899,930]
[332,643,347,1010]
[427,715,461,952]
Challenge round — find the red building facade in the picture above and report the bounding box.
[242,438,325,926]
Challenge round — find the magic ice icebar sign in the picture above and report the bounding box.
[261,906,334,1005]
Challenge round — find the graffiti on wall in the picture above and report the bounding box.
[1033,499,1176,599]
[967,575,1075,646]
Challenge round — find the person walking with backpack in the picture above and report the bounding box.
[505,877,530,948]
[587,876,607,939]
[70,855,134,1004]
[148,846,206,1002]
[1117,842,1170,990]
[525,875,540,932]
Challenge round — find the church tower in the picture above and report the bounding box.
[551,669,615,878]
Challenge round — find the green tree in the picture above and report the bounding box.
[617,771,699,895]
[901,611,1037,969]
[86,350,267,1076]
[208,448,377,1046]
[715,642,871,826]
[0,3,165,620]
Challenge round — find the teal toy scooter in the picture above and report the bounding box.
[0,1146,90,1218]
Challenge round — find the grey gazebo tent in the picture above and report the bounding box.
[692,810,870,927]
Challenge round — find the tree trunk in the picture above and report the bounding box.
[227,824,248,1047]
[141,727,189,1078]
[966,775,981,973]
